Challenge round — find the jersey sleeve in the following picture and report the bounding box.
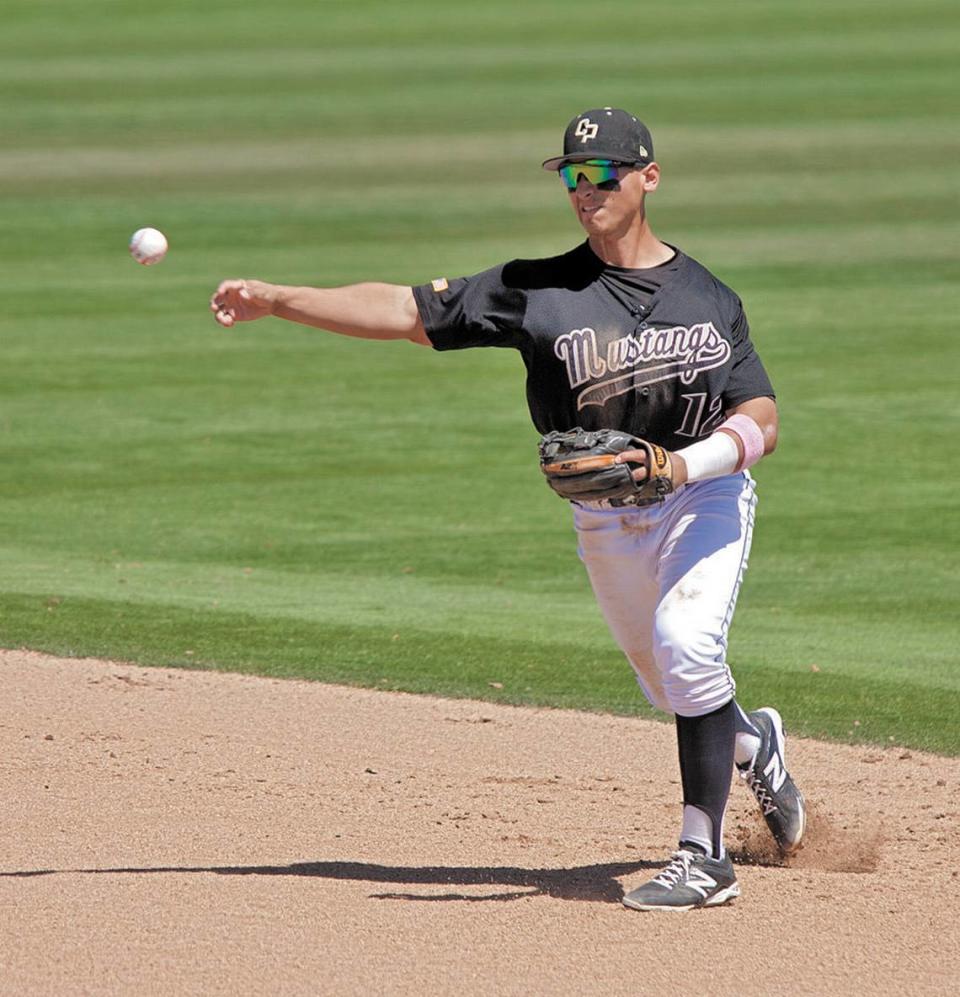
[722,298,775,407]
[412,263,527,351]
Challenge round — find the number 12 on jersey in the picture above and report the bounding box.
[676,393,724,438]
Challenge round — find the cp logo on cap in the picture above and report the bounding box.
[575,117,599,142]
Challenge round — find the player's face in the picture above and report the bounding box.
[565,162,660,237]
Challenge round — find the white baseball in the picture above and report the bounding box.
[129,227,168,266]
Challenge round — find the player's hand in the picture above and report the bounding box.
[615,448,689,486]
[210,279,278,327]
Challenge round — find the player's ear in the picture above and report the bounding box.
[640,162,660,192]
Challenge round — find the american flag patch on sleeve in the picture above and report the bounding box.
[431,278,449,293]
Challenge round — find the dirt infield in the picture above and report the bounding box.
[2,648,958,996]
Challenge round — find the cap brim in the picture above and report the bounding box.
[541,153,650,171]
[541,154,596,171]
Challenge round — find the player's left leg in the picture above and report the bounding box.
[736,706,806,855]
[621,694,744,911]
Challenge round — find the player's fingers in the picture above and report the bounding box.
[211,279,272,324]
[211,279,249,310]
[614,449,649,465]
[213,307,235,328]
[630,466,650,482]
[215,278,246,298]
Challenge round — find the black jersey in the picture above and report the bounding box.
[412,242,774,451]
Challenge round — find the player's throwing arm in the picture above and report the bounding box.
[210,279,431,345]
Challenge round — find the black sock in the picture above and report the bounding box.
[675,699,736,857]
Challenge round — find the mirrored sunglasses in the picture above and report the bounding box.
[558,160,628,192]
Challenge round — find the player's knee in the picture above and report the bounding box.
[652,610,733,714]
[652,607,720,667]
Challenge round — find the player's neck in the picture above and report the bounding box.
[587,221,673,270]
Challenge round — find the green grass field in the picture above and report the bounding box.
[2,0,958,752]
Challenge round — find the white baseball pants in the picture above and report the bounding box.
[573,472,757,717]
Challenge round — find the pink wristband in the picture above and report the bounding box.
[720,414,765,471]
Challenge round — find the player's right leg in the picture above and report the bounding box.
[572,501,669,711]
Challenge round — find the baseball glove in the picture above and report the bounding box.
[538,427,676,506]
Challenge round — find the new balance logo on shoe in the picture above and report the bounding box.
[763,752,787,792]
[685,867,719,899]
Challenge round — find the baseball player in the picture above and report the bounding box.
[211,107,805,911]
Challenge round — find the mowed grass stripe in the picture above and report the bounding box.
[9,72,957,144]
[2,0,954,54]
[7,52,955,103]
[3,23,958,83]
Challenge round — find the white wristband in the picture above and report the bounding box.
[676,431,740,482]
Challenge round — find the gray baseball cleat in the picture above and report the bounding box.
[739,707,806,854]
[622,849,740,912]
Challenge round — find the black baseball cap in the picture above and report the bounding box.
[542,107,655,171]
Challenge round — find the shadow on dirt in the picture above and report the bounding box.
[1,858,669,903]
